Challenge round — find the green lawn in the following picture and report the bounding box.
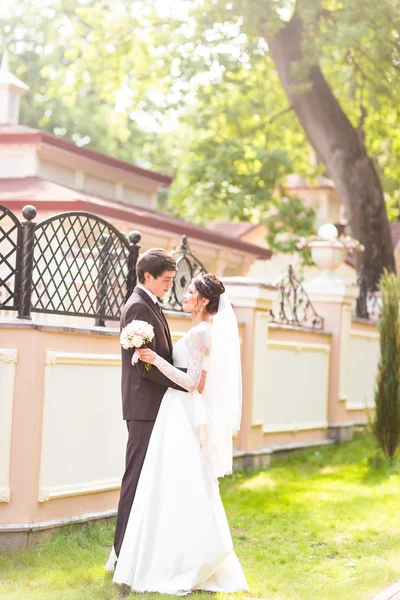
[1,434,400,599]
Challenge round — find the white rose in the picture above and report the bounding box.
[144,324,154,340]
[120,331,131,349]
[132,335,144,348]
[121,321,154,349]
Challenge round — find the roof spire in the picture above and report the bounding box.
[1,50,9,72]
[0,49,29,125]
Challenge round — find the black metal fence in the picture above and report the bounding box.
[269,265,325,330]
[0,204,208,324]
[270,264,382,328]
[0,204,382,326]
[0,204,140,324]
[162,235,207,311]
[0,205,22,311]
[355,266,381,321]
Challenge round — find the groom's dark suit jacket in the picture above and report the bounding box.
[115,285,186,556]
[120,286,184,421]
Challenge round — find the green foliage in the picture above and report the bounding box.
[2,0,400,249]
[2,436,400,599]
[176,0,400,223]
[0,0,183,173]
[266,195,316,262]
[374,270,400,460]
[170,140,292,224]
[162,33,312,224]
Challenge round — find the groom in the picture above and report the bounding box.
[114,248,200,557]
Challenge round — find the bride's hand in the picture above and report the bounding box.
[137,348,157,364]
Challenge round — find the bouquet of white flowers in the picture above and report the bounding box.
[120,320,155,371]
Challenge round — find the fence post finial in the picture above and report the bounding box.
[127,230,141,297]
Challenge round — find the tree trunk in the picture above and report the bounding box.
[267,11,395,290]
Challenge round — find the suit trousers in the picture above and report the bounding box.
[114,419,155,556]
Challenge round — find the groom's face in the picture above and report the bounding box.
[144,270,175,298]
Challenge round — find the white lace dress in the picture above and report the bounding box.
[106,321,248,595]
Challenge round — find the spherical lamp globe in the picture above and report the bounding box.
[318,223,338,240]
[309,222,346,280]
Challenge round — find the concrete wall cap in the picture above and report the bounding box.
[221,276,277,291]
[304,279,359,304]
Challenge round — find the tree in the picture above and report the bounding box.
[262,1,396,290]
[109,0,399,288]
[0,0,182,173]
[166,52,312,225]
[170,0,397,289]
[1,1,313,229]
[374,270,400,460]
[3,0,400,286]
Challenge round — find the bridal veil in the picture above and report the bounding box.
[204,291,242,479]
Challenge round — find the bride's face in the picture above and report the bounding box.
[182,282,205,314]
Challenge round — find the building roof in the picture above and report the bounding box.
[0,177,272,259]
[0,124,172,186]
[207,222,262,238]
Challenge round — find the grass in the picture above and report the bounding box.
[1,434,400,599]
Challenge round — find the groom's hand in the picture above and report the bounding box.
[197,370,207,394]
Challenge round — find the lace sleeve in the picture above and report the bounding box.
[154,326,210,393]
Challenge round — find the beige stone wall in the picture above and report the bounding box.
[0,324,122,527]
[0,313,194,526]
[263,326,332,446]
[0,290,379,543]
[347,320,379,415]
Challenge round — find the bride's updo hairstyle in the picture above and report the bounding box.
[193,273,225,315]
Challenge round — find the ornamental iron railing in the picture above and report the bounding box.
[0,204,209,323]
[269,265,324,330]
[0,205,22,310]
[161,235,207,311]
[0,205,382,325]
[30,210,140,324]
[355,266,382,322]
[0,205,141,324]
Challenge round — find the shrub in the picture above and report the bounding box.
[374,270,400,460]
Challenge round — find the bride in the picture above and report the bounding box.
[106,273,248,595]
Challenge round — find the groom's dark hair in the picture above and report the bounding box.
[136,248,176,284]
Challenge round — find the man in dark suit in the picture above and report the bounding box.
[114,248,189,557]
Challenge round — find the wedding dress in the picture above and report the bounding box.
[106,317,248,595]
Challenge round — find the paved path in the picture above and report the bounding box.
[372,581,400,600]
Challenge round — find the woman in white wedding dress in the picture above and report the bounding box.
[106,274,248,595]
